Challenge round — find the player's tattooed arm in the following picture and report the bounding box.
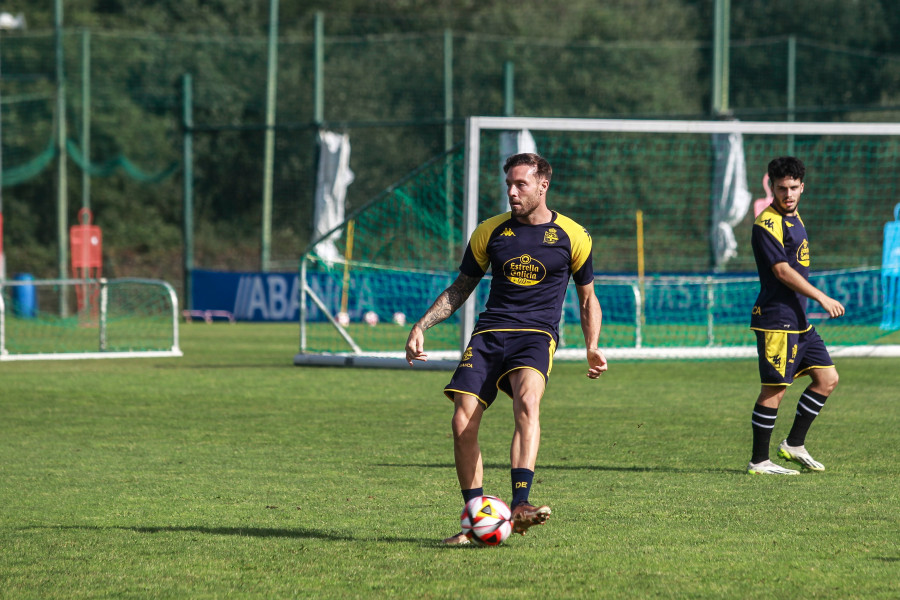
[416,273,480,330]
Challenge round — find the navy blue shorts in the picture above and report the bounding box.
[754,327,834,386]
[443,329,556,409]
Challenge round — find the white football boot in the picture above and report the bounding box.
[747,459,800,475]
[777,439,825,471]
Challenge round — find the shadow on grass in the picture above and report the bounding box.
[376,462,746,475]
[20,524,444,546]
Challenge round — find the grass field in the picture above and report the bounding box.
[1,322,898,599]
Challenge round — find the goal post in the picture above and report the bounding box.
[295,116,900,367]
[0,277,182,361]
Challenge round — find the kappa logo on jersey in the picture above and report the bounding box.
[501,228,516,237]
[542,228,559,245]
[797,239,810,266]
[503,254,546,287]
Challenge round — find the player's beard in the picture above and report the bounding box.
[772,194,799,216]
[509,190,542,219]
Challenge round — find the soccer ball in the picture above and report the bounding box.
[336,311,350,326]
[364,310,379,326]
[391,311,406,326]
[460,495,512,546]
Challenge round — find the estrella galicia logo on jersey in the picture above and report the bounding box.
[797,239,810,266]
[504,254,546,286]
[542,228,559,245]
[501,228,516,237]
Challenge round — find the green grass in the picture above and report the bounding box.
[1,323,898,599]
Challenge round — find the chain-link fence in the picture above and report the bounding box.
[3,18,900,299]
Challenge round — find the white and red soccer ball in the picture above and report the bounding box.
[460,495,512,546]
[363,310,379,326]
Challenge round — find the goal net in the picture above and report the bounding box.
[1,277,182,361]
[295,117,900,367]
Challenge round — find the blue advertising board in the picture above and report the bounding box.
[191,268,885,325]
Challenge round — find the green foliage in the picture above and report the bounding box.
[3,1,900,293]
[0,323,898,598]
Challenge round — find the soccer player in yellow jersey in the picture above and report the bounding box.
[405,153,608,544]
[748,156,844,475]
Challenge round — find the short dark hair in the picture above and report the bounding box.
[767,156,805,182]
[503,153,552,182]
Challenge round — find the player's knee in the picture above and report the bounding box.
[825,369,839,392]
[451,411,478,441]
[514,393,541,423]
[812,368,839,395]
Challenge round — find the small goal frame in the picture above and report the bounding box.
[0,277,183,361]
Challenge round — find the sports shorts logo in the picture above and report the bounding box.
[503,254,546,287]
[797,239,810,266]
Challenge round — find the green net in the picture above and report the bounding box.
[300,123,900,358]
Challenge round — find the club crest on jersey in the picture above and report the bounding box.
[504,254,546,287]
[797,239,810,266]
[542,228,559,245]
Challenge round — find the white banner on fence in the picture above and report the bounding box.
[312,130,355,265]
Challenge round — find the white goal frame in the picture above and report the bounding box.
[0,277,183,361]
[461,116,900,361]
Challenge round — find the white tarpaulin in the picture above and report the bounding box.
[499,129,537,212]
[711,130,752,271]
[312,131,354,265]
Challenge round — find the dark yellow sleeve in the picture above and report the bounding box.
[467,212,510,272]
[753,206,784,246]
[555,213,593,275]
